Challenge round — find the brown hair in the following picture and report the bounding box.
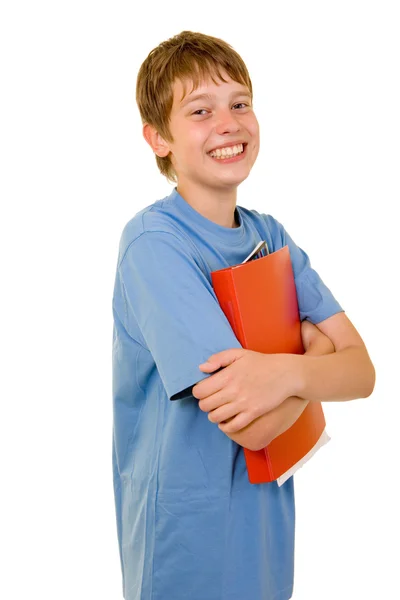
[135,30,253,184]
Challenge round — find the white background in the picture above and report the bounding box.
[1,1,399,598]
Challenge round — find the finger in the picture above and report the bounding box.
[218,412,253,433]
[194,368,229,401]
[198,362,216,371]
[198,390,230,413]
[198,363,225,373]
[207,403,239,424]
[199,348,244,371]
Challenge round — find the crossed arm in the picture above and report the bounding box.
[221,316,375,451]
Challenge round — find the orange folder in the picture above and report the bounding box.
[210,245,327,484]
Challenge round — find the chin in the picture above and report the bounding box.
[220,168,252,186]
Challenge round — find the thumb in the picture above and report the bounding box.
[198,348,244,371]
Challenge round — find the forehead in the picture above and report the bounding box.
[172,73,250,108]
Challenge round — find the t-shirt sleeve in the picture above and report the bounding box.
[118,230,242,401]
[274,219,344,324]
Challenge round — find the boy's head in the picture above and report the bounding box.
[136,31,259,193]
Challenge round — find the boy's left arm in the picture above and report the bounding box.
[294,312,376,403]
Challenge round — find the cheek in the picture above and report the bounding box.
[249,116,260,139]
[189,126,209,147]
[248,120,260,155]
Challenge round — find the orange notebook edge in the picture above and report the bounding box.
[276,428,331,486]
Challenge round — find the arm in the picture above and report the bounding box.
[223,320,335,451]
[293,312,376,403]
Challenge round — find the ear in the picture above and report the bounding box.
[142,123,171,158]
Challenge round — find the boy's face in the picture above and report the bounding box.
[156,72,259,192]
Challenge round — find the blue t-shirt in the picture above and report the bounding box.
[112,187,343,600]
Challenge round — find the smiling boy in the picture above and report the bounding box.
[144,73,259,227]
[111,31,375,600]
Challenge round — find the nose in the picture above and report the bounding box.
[214,107,241,135]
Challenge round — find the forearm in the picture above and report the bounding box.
[224,396,308,451]
[292,345,375,403]
[224,338,331,451]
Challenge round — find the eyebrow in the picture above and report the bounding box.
[180,90,252,109]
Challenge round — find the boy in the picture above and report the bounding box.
[112,31,375,600]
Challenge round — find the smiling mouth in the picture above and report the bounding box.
[207,143,248,160]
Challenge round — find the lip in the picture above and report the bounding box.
[207,143,248,163]
[207,141,247,153]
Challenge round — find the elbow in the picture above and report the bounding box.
[239,437,269,452]
[244,441,266,452]
[353,346,376,399]
[367,363,376,398]
[251,442,270,452]
[222,412,276,451]
[364,363,376,398]
[251,433,274,452]
[228,431,273,452]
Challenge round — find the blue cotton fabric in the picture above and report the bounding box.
[112,187,344,600]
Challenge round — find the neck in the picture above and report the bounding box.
[176,181,239,229]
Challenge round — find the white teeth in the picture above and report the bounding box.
[209,143,244,158]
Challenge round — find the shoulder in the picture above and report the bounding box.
[117,199,190,267]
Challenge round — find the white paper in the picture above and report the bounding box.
[276,429,331,486]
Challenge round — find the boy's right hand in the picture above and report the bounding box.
[220,320,335,451]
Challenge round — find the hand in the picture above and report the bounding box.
[244,324,336,446]
[218,325,336,448]
[192,348,298,433]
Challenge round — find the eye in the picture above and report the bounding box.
[191,103,250,116]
